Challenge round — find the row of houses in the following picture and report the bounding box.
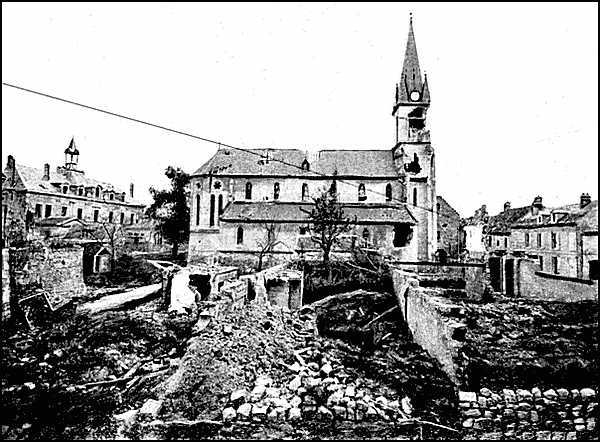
[462,194,598,299]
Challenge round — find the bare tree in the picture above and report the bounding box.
[301,188,355,265]
[90,221,125,273]
[256,221,283,271]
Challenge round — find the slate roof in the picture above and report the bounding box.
[193,148,398,178]
[485,206,531,235]
[10,163,144,206]
[511,200,597,230]
[219,201,416,224]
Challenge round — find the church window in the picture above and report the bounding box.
[302,183,309,201]
[301,159,310,171]
[412,188,417,206]
[245,182,252,200]
[209,195,215,227]
[386,184,393,202]
[218,195,224,222]
[358,183,367,201]
[273,182,280,200]
[236,226,244,245]
[393,224,412,247]
[195,195,200,225]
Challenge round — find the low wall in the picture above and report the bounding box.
[394,262,487,300]
[2,249,10,321]
[459,387,597,440]
[517,259,598,302]
[8,243,87,308]
[392,268,469,386]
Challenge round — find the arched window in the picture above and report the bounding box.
[413,188,417,206]
[301,183,309,201]
[358,183,367,201]
[386,183,393,202]
[245,182,252,200]
[273,182,280,200]
[195,195,200,225]
[218,194,224,216]
[209,194,215,227]
[301,159,310,171]
[236,226,244,244]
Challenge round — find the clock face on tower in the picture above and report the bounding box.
[410,90,421,101]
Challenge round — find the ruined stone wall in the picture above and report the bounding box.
[8,243,87,305]
[2,248,10,320]
[394,262,487,300]
[517,259,598,302]
[459,387,597,440]
[391,269,468,386]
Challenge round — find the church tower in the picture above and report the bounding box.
[392,14,437,260]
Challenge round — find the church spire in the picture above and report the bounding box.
[396,14,429,106]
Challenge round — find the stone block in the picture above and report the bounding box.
[459,391,477,403]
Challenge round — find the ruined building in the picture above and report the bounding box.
[188,16,438,265]
[1,138,146,246]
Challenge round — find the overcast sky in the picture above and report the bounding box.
[2,2,598,216]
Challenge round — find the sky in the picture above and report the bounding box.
[2,2,598,216]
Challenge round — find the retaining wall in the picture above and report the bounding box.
[459,387,597,440]
[2,249,10,320]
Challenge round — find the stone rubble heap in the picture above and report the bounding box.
[221,347,414,424]
[460,387,597,440]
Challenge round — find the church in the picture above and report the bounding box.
[187,16,437,266]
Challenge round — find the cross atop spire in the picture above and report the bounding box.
[396,14,430,106]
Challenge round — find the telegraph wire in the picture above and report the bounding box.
[2,81,458,221]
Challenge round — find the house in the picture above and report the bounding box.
[461,205,489,261]
[484,201,531,256]
[188,15,439,267]
[1,138,146,247]
[510,194,598,280]
[436,196,461,260]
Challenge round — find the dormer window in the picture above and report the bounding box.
[62,185,68,194]
[109,192,114,201]
[358,183,367,201]
[78,186,84,196]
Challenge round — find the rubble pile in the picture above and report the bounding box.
[220,349,414,424]
[157,300,316,421]
[457,298,599,389]
[1,298,195,439]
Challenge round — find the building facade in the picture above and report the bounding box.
[436,195,461,260]
[1,138,146,247]
[510,194,598,280]
[187,16,438,266]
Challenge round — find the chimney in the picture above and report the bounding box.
[130,183,134,199]
[43,163,50,180]
[504,201,511,211]
[7,155,16,185]
[580,193,591,209]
